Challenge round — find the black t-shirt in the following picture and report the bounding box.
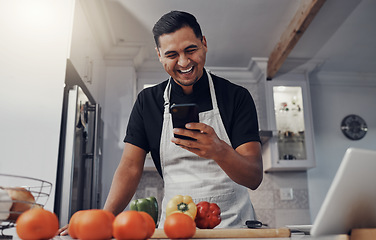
[124,70,260,177]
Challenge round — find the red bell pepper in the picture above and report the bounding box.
[195,201,221,229]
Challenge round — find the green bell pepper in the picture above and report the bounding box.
[130,196,158,225]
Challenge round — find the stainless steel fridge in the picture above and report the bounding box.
[55,60,103,226]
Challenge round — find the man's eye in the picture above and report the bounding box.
[166,54,177,58]
[186,49,197,53]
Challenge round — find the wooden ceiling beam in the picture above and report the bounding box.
[267,0,327,80]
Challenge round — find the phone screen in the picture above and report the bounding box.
[170,103,199,140]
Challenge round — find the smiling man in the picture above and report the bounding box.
[106,10,263,228]
[58,10,263,235]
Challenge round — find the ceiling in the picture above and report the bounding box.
[87,0,376,79]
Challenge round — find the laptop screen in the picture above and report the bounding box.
[310,148,376,236]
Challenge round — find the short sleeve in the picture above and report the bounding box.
[124,91,150,152]
[230,87,260,148]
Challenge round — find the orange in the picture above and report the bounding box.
[138,211,156,239]
[16,208,59,240]
[164,212,196,239]
[103,210,115,223]
[113,210,148,240]
[69,209,113,240]
[68,210,85,239]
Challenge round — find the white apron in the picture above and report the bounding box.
[159,70,255,228]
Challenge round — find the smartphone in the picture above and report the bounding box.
[170,103,199,140]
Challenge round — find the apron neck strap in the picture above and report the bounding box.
[163,79,172,113]
[206,70,219,111]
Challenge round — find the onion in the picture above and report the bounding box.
[0,187,35,221]
[0,188,12,220]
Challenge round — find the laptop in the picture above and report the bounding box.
[310,148,376,236]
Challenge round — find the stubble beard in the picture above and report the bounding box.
[174,76,200,87]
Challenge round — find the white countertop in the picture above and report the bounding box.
[5,234,349,240]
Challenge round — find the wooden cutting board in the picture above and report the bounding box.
[151,228,291,238]
[351,228,376,240]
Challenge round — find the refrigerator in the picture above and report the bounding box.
[54,60,103,226]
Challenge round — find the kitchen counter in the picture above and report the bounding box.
[6,233,349,240]
[4,226,351,240]
[55,234,349,240]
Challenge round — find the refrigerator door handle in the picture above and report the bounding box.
[91,103,101,209]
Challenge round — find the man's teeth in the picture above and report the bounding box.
[180,67,193,73]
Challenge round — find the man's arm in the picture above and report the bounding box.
[103,143,147,216]
[215,141,262,190]
[172,123,263,190]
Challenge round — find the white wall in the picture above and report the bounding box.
[308,72,376,221]
[0,0,75,211]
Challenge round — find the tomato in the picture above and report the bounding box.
[104,210,116,223]
[68,209,113,240]
[138,211,155,239]
[16,208,59,240]
[113,210,148,240]
[68,210,85,239]
[164,212,196,239]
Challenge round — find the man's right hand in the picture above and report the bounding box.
[57,224,69,236]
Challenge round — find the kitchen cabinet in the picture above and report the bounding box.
[69,0,94,82]
[262,74,316,172]
[69,0,106,103]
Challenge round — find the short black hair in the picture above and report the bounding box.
[152,10,203,48]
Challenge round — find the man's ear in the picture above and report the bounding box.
[155,47,162,62]
[202,36,208,52]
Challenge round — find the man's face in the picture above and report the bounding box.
[156,26,207,91]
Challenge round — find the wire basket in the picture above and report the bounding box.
[0,173,52,235]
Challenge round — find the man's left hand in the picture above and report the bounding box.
[171,122,225,160]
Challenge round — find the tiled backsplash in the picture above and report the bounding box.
[249,171,310,227]
[134,169,310,228]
